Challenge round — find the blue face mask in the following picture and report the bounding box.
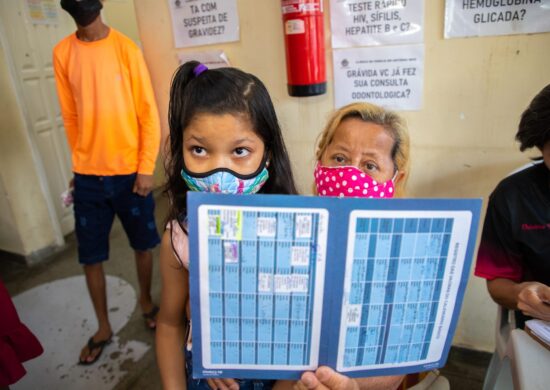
[181,157,269,195]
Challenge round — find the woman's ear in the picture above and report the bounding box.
[394,170,406,184]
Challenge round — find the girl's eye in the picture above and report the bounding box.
[191,146,206,156]
[234,147,250,157]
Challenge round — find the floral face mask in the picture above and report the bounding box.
[181,157,269,195]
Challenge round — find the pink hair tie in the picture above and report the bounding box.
[193,63,208,77]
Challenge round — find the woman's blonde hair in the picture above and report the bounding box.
[315,102,410,197]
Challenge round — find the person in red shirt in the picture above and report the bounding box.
[475,84,550,328]
[53,0,161,365]
[0,279,43,388]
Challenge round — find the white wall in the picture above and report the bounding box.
[102,0,141,44]
[133,0,550,351]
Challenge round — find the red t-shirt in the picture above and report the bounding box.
[0,280,43,386]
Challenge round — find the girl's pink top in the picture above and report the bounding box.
[165,220,192,350]
[166,220,190,269]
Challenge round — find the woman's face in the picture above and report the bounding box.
[183,113,265,175]
[321,118,397,184]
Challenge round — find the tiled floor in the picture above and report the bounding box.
[439,346,492,389]
[1,196,167,390]
[1,194,492,389]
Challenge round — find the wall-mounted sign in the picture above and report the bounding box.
[445,0,550,38]
[26,0,58,25]
[177,50,230,68]
[167,0,239,48]
[333,44,425,111]
[330,0,424,48]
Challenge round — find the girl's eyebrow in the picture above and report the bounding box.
[231,137,256,144]
[185,135,205,143]
[184,135,257,144]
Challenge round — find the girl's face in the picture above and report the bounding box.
[321,118,396,183]
[183,113,266,175]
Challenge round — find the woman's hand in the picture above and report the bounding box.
[516,281,550,321]
[487,278,550,320]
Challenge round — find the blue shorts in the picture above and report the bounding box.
[73,173,160,264]
[185,349,275,390]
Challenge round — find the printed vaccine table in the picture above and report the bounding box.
[187,193,481,379]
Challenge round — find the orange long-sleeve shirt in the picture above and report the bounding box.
[53,28,160,175]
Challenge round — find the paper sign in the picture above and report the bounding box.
[333,44,424,111]
[167,0,240,48]
[330,0,424,48]
[178,50,230,68]
[26,0,58,25]
[445,0,550,38]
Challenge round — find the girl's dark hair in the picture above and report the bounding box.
[516,84,550,154]
[164,61,298,223]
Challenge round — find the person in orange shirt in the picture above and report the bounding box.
[53,0,161,365]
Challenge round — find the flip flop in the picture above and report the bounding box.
[142,304,159,330]
[78,334,113,365]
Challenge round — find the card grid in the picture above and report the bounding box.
[341,217,453,368]
[205,209,322,367]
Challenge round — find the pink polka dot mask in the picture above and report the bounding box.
[314,162,396,198]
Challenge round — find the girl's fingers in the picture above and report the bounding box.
[207,378,227,390]
[221,378,240,390]
[294,380,311,390]
[206,378,240,390]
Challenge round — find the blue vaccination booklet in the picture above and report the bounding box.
[187,192,482,379]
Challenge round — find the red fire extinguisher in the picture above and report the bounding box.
[281,0,326,97]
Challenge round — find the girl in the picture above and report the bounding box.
[277,102,411,390]
[156,61,298,390]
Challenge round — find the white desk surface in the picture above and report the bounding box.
[510,328,550,390]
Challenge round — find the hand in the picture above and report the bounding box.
[207,378,240,390]
[517,281,550,321]
[295,367,359,390]
[133,173,154,197]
